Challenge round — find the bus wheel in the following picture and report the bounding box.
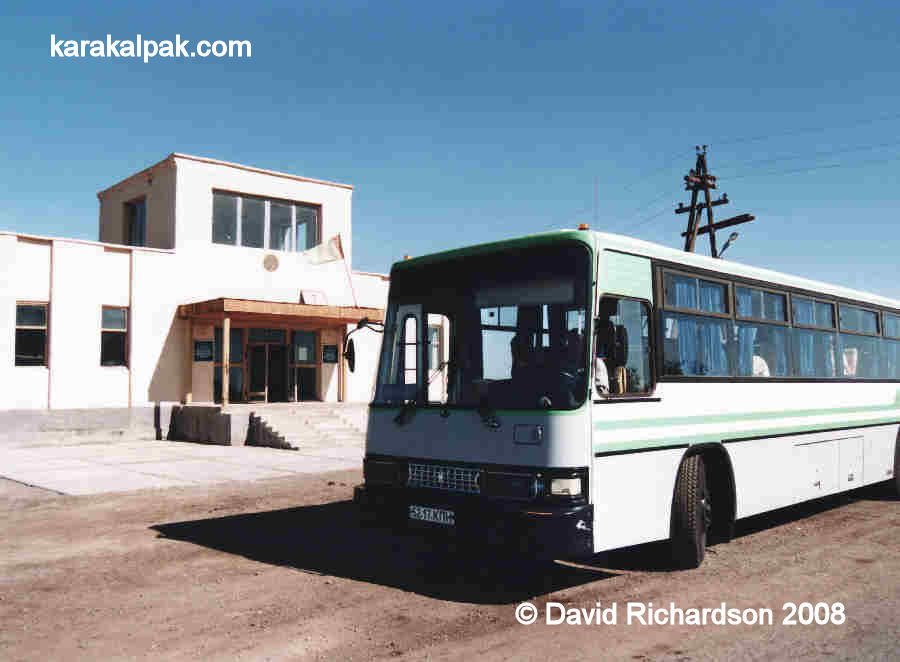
[894,433,900,496]
[671,454,711,569]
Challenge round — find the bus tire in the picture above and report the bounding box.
[894,432,900,496]
[671,454,711,569]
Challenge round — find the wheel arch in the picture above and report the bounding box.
[675,442,737,542]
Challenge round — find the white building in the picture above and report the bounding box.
[0,153,389,411]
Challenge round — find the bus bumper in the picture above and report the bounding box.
[354,484,594,560]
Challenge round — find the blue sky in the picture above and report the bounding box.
[2,1,899,298]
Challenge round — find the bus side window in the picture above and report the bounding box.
[596,297,653,396]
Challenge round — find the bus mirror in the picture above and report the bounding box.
[344,338,356,373]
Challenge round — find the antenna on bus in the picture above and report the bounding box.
[677,146,755,258]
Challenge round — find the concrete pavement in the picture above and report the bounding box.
[0,438,364,496]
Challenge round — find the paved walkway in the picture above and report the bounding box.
[0,438,363,496]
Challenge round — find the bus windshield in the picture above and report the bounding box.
[374,241,592,411]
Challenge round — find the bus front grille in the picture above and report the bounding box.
[407,463,481,494]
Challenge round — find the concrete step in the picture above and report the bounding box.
[238,404,368,450]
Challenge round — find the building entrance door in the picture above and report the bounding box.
[247,343,291,402]
[296,367,317,401]
[268,344,289,402]
[248,344,267,401]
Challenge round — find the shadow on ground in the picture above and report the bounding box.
[565,481,898,573]
[732,481,897,538]
[152,500,615,605]
[153,483,897,599]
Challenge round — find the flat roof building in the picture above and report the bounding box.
[0,153,388,411]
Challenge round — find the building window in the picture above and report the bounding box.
[212,192,238,245]
[15,303,48,366]
[211,191,320,252]
[270,202,293,251]
[125,199,146,247]
[100,306,128,366]
[241,197,265,248]
[292,330,317,364]
[295,206,318,251]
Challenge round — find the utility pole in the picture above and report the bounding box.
[677,146,754,258]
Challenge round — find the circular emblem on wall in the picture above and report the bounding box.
[263,254,279,272]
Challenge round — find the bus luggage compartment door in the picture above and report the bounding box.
[838,436,864,488]
[794,439,840,499]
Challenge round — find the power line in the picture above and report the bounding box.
[711,110,900,148]
[716,137,900,172]
[630,206,671,230]
[621,150,693,193]
[620,110,900,198]
[725,151,900,181]
[626,189,675,217]
[619,150,900,237]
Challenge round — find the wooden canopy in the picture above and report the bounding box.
[177,297,385,328]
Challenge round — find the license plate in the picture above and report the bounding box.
[408,505,455,526]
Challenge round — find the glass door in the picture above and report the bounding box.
[268,344,290,402]
[248,344,267,401]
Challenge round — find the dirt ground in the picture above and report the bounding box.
[1,471,897,662]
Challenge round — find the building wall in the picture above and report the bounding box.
[0,234,168,409]
[49,242,131,408]
[0,155,389,410]
[0,235,51,409]
[98,159,176,250]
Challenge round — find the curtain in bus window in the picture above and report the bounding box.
[663,314,697,375]
[791,301,815,376]
[671,278,699,374]
[884,339,900,379]
[838,334,880,378]
[765,293,785,321]
[792,328,837,378]
[666,274,698,309]
[697,282,729,374]
[699,317,729,375]
[664,313,729,376]
[735,288,757,376]
[699,280,727,314]
[773,327,788,375]
[792,329,814,376]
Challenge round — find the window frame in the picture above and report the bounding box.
[595,293,657,400]
[291,329,319,366]
[652,259,900,384]
[659,268,733,320]
[427,323,443,373]
[790,295,837,331]
[884,312,900,340]
[211,189,321,253]
[124,196,147,248]
[733,284,791,327]
[838,303,882,338]
[100,305,129,368]
[14,301,49,367]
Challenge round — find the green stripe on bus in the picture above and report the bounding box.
[593,412,900,455]
[593,390,900,432]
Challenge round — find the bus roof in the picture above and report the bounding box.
[391,228,900,312]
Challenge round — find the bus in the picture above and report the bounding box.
[353,228,900,568]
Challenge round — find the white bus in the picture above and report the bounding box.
[354,229,900,567]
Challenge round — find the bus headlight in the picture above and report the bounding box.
[550,477,582,496]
